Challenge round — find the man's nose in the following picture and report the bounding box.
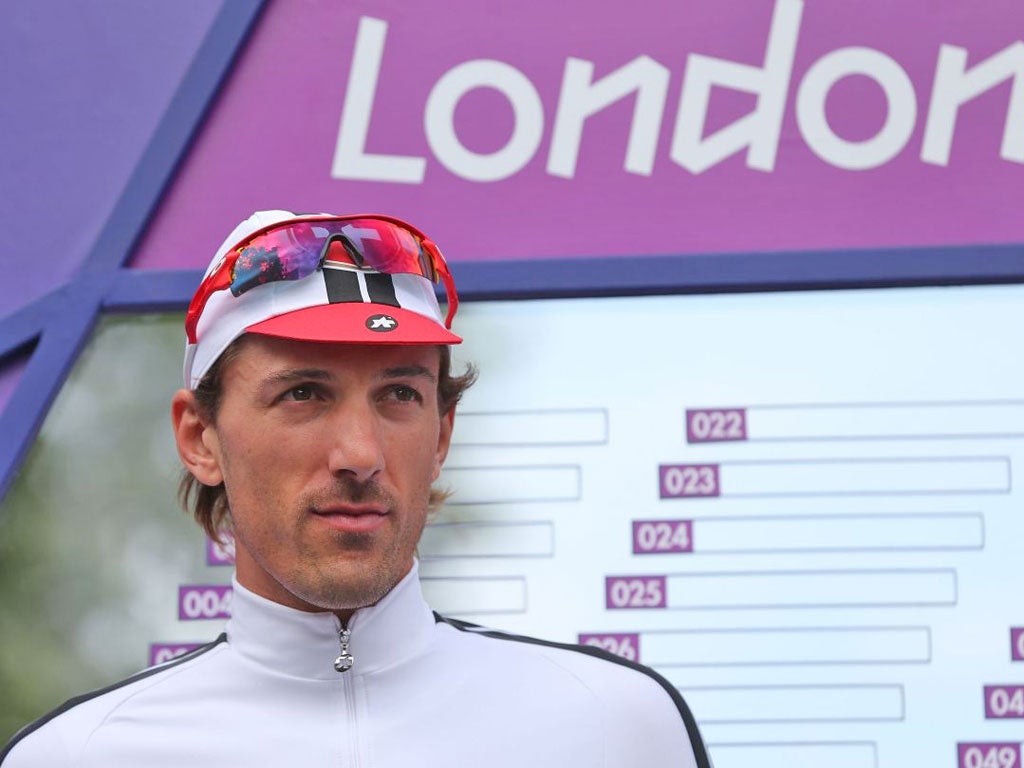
[326,401,385,484]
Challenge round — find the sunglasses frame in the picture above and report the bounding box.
[185,214,458,344]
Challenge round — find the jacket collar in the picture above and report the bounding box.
[225,563,435,680]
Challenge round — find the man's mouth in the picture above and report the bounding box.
[312,505,389,534]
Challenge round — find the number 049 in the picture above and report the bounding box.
[958,743,1021,768]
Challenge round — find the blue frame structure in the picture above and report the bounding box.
[0,0,270,499]
[2,0,1023,500]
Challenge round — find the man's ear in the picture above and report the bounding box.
[171,389,224,486]
[432,407,456,482]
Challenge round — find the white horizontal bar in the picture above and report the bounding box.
[675,684,903,723]
[708,742,876,768]
[419,522,554,558]
[722,457,1008,496]
[452,409,607,446]
[420,576,526,615]
[643,626,930,666]
[666,569,956,609]
[695,513,983,553]
[441,465,581,504]
[749,401,1024,440]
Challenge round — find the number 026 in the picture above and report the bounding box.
[578,633,640,662]
[958,743,1021,768]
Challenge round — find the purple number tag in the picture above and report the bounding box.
[149,643,202,666]
[605,576,667,610]
[659,464,720,499]
[958,743,1021,768]
[1012,628,1024,662]
[578,633,641,662]
[686,408,747,443]
[984,685,1024,719]
[178,585,233,621]
[632,519,693,554]
[206,536,236,566]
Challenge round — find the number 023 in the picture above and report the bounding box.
[659,464,720,499]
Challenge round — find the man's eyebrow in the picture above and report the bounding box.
[382,365,437,384]
[263,368,333,384]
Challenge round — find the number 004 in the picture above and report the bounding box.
[181,588,232,619]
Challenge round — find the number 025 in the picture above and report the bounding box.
[606,577,667,609]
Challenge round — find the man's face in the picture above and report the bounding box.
[194,336,453,614]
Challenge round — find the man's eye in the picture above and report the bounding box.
[283,385,317,402]
[389,385,422,403]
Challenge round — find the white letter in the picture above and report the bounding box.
[424,60,543,182]
[547,56,670,178]
[796,47,916,170]
[922,42,1024,166]
[671,0,803,174]
[331,17,426,184]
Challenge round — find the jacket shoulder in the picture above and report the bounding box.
[0,636,227,766]
[434,615,712,768]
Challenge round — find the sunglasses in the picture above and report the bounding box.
[185,214,458,344]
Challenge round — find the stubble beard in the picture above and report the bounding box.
[284,477,429,613]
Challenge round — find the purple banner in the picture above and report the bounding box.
[129,0,1024,273]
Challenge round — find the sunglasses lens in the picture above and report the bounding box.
[229,219,437,299]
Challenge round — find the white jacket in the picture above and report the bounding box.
[2,567,710,767]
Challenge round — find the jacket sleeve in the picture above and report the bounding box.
[1,723,75,768]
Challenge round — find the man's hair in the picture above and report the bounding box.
[178,336,477,543]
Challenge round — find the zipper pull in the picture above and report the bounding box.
[334,627,354,673]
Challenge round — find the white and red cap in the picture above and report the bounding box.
[183,210,462,389]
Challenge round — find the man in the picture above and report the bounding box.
[2,211,711,767]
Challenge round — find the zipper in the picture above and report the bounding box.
[334,622,354,673]
[333,616,361,766]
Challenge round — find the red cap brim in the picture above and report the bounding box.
[245,303,462,345]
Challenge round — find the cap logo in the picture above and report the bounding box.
[366,314,398,332]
